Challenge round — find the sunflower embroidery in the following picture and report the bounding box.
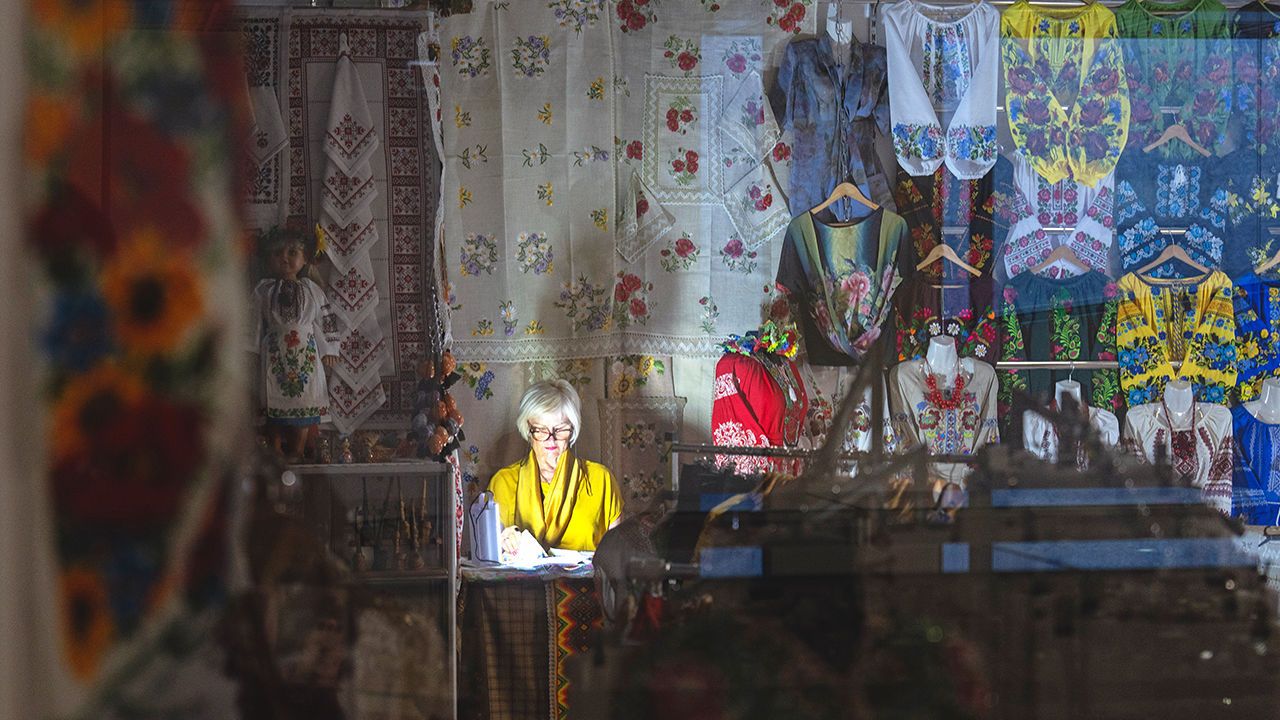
[99,230,204,356]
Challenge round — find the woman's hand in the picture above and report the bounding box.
[500,525,523,560]
[322,355,338,369]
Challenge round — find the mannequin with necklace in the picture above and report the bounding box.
[1122,378,1233,513]
[889,335,1000,499]
[1022,379,1120,470]
[1231,378,1280,523]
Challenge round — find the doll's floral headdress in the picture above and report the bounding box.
[719,320,799,359]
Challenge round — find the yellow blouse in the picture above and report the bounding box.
[1116,271,1236,406]
[488,450,622,552]
[1001,0,1129,186]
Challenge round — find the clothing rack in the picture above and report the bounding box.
[995,359,1184,370]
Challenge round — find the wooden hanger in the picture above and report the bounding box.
[1135,243,1210,277]
[915,243,981,277]
[1142,123,1212,157]
[1029,243,1091,275]
[809,180,878,215]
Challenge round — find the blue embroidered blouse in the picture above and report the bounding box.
[769,37,891,222]
[1231,403,1280,524]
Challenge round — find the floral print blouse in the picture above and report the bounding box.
[769,37,892,220]
[1115,0,1233,159]
[776,208,906,366]
[1115,270,1236,406]
[1002,0,1130,187]
[1232,272,1280,400]
[891,165,999,363]
[998,271,1123,431]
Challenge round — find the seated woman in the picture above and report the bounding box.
[488,379,622,552]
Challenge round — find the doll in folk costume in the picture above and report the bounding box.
[252,225,339,459]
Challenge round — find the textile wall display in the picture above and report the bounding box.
[284,10,440,429]
[433,0,817,505]
[241,11,290,229]
[24,0,246,714]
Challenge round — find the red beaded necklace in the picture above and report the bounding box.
[923,365,966,410]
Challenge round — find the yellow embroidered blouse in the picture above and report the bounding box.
[1116,271,1236,406]
[1001,0,1130,187]
[489,450,622,552]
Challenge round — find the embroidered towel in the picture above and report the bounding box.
[882,0,999,179]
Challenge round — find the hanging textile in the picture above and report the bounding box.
[1116,0,1233,160]
[1232,272,1280,400]
[1222,2,1280,277]
[1114,154,1231,277]
[1001,0,1129,187]
[775,208,906,366]
[889,358,1001,491]
[319,32,390,433]
[994,154,1115,280]
[1231,403,1280,524]
[882,0,1000,179]
[287,12,438,427]
[1023,402,1121,469]
[1123,402,1234,513]
[240,11,289,229]
[769,36,891,218]
[1115,270,1237,405]
[998,270,1122,421]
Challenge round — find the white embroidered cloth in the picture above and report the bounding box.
[882,1,999,179]
[323,33,381,174]
[248,85,288,166]
[319,31,390,433]
[1122,402,1233,513]
[999,153,1115,279]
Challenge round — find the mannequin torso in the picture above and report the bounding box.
[1245,378,1280,425]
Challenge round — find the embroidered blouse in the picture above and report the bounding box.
[769,37,892,220]
[1123,401,1234,513]
[1222,4,1280,275]
[999,271,1123,426]
[1116,0,1233,160]
[994,154,1116,280]
[1023,403,1121,468]
[1114,154,1231,278]
[1231,403,1280,523]
[1001,0,1130,187]
[889,357,1001,489]
[711,352,809,475]
[776,208,907,366]
[892,165,1000,362]
[1232,272,1280,400]
[1116,271,1237,406]
[882,0,1000,179]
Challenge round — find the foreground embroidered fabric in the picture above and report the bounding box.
[889,358,1001,490]
[776,209,906,365]
[1116,271,1237,405]
[882,0,1000,179]
[1001,0,1129,187]
[1123,401,1234,513]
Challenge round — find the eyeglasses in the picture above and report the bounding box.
[528,424,572,442]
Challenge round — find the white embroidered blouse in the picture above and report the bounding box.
[889,357,1001,490]
[882,0,1000,179]
[1121,402,1233,514]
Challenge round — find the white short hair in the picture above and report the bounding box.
[516,379,581,445]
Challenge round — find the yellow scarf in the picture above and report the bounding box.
[514,448,590,549]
